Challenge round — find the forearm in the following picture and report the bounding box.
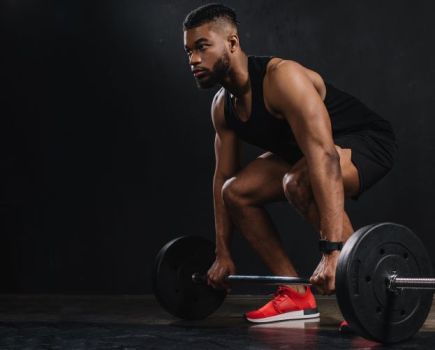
[308,151,344,241]
[213,175,234,257]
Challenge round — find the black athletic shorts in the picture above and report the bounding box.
[276,120,397,200]
[334,121,397,198]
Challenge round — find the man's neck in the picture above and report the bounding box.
[220,53,250,98]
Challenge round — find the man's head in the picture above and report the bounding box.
[183,4,240,89]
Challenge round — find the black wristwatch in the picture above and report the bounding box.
[319,239,343,254]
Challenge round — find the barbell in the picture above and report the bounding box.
[152,222,434,343]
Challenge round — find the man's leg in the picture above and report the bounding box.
[222,152,324,322]
[221,152,304,290]
[222,147,360,293]
[282,146,359,241]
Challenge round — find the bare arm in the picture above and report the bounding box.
[211,89,241,257]
[265,61,343,242]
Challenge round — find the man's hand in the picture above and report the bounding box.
[207,255,236,291]
[310,251,340,295]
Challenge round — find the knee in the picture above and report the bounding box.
[222,177,249,208]
[282,172,300,201]
[282,172,311,213]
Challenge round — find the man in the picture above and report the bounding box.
[183,3,396,323]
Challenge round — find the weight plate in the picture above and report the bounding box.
[152,236,226,320]
[336,223,433,343]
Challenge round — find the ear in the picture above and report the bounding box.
[228,34,240,53]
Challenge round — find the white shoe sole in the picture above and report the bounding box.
[246,309,320,323]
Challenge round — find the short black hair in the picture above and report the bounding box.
[183,3,238,31]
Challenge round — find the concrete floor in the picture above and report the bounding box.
[0,294,434,349]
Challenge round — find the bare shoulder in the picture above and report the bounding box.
[265,58,326,101]
[266,58,324,85]
[211,87,227,131]
[267,58,304,75]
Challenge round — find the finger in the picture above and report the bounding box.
[321,280,329,295]
[211,275,225,290]
[327,280,336,295]
[208,275,219,289]
[314,278,327,295]
[315,284,325,294]
[323,281,331,295]
[310,275,318,285]
[312,275,324,286]
[320,276,333,295]
[316,285,325,295]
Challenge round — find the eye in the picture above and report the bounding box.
[197,44,206,51]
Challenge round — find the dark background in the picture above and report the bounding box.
[1,0,434,294]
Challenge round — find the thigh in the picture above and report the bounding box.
[336,146,360,197]
[231,152,294,204]
[335,132,396,195]
[288,146,360,198]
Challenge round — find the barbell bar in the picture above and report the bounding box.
[192,272,435,291]
[192,273,311,285]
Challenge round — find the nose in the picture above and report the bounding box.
[189,51,201,66]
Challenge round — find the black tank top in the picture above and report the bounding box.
[224,56,393,161]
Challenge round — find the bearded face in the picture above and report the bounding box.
[184,23,234,89]
[193,51,230,89]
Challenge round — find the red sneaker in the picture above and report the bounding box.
[245,286,319,323]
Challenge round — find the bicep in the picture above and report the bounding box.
[211,89,241,178]
[269,64,336,160]
[288,93,334,158]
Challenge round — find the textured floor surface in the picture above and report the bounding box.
[0,294,434,349]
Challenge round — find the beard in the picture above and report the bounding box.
[195,52,230,89]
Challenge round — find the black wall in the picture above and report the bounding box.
[1,0,435,294]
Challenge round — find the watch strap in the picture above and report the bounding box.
[319,239,343,254]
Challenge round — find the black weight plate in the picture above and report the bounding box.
[336,224,375,339]
[336,223,433,343]
[152,236,226,320]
